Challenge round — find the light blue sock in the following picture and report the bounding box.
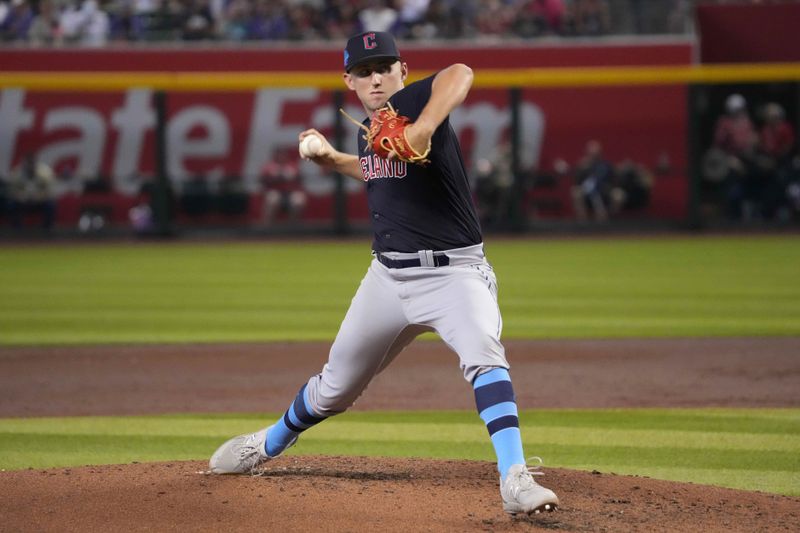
[265,384,326,457]
[473,368,526,479]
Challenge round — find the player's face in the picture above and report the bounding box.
[344,60,408,113]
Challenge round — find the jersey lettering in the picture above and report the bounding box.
[359,155,407,181]
[359,74,481,252]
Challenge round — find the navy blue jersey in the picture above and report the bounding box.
[357,74,482,253]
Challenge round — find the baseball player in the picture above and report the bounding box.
[209,31,559,516]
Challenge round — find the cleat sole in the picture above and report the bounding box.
[530,503,557,515]
[506,503,558,518]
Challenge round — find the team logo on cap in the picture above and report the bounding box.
[363,33,377,50]
[343,49,350,68]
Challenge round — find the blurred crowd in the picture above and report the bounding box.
[471,138,660,227]
[0,152,58,230]
[703,94,800,222]
[0,0,704,46]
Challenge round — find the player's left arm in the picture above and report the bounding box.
[404,64,473,154]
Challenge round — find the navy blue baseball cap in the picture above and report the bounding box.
[344,31,401,72]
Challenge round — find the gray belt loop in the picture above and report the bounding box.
[418,249,435,267]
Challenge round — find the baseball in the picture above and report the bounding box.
[299,134,323,158]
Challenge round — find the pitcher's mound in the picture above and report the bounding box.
[2,456,797,532]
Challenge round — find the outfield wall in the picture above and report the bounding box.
[0,42,692,226]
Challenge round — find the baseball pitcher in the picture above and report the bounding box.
[209,31,559,516]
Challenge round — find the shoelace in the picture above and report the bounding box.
[239,433,268,474]
[526,456,546,478]
[506,457,546,498]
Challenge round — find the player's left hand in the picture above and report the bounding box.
[364,103,431,165]
[390,121,433,162]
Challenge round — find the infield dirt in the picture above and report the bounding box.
[1,338,799,532]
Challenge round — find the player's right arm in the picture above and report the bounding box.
[299,130,362,181]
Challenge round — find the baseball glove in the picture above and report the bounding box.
[340,103,431,165]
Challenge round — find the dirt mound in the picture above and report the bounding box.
[1,457,797,532]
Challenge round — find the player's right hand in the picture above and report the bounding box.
[298,129,335,164]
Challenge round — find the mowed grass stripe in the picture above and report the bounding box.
[336,409,800,434]
[2,409,794,435]
[0,432,794,473]
[0,433,213,469]
[589,467,799,497]
[2,236,800,344]
[503,317,799,338]
[0,409,798,495]
[2,421,797,453]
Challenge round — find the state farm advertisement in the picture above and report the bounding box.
[0,45,691,222]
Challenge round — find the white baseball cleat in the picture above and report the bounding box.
[500,462,560,516]
[209,426,296,475]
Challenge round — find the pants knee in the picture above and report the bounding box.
[454,336,508,384]
[304,373,366,417]
[463,363,510,384]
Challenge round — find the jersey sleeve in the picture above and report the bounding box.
[388,73,451,155]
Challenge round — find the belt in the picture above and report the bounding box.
[376,251,451,269]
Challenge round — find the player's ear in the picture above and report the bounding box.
[343,72,356,91]
[400,62,408,81]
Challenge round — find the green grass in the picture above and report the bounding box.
[1,409,797,496]
[2,237,798,496]
[1,235,799,345]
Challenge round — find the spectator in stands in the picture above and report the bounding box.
[513,4,548,38]
[758,102,797,219]
[28,0,60,44]
[708,93,758,219]
[569,139,614,221]
[60,0,110,46]
[475,0,514,37]
[0,0,712,44]
[128,200,154,233]
[321,0,359,39]
[223,0,250,40]
[609,159,653,216]
[247,0,289,40]
[559,0,578,35]
[358,0,398,32]
[147,0,192,41]
[107,0,143,41]
[714,94,757,157]
[260,147,307,225]
[181,0,215,40]
[59,1,84,41]
[6,153,57,230]
[574,0,610,36]
[286,3,322,41]
[785,155,800,220]
[451,0,479,37]
[395,0,429,38]
[410,0,460,39]
[0,0,33,41]
[537,0,566,32]
[760,102,795,165]
[515,0,564,37]
[473,141,514,229]
[133,0,158,17]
